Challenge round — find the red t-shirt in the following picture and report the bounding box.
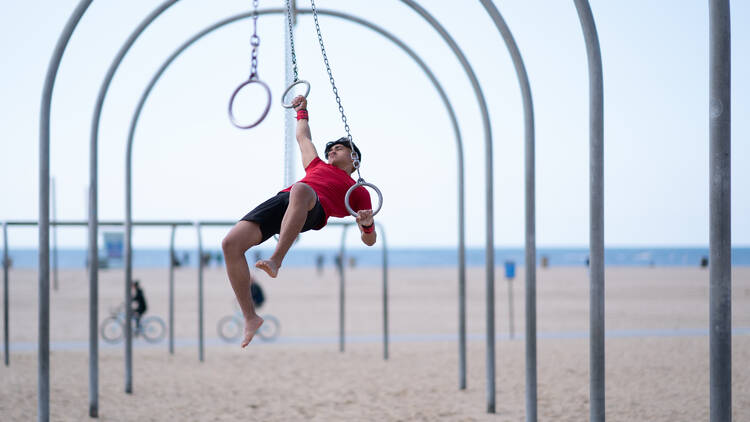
[282,157,372,226]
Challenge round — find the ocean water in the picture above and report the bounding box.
[2,247,749,269]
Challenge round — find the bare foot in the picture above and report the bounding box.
[255,259,280,278]
[241,315,265,348]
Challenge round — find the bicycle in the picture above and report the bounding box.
[217,304,280,342]
[99,303,166,344]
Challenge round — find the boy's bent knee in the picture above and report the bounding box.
[289,183,316,208]
[221,236,236,254]
[290,182,314,196]
[223,221,262,255]
[221,236,243,257]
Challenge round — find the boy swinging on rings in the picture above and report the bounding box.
[222,95,376,347]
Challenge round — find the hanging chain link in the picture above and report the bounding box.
[285,0,299,82]
[309,0,361,180]
[249,0,260,79]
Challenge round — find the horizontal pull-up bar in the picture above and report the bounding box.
[3,220,358,228]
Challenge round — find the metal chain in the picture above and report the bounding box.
[309,0,361,179]
[249,0,260,79]
[285,0,299,82]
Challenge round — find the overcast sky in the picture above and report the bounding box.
[1,1,748,249]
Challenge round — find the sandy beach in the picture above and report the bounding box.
[1,265,749,421]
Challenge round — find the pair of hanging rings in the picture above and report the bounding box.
[228,79,310,129]
[229,81,383,218]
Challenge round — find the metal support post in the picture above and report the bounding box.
[708,1,732,420]
[379,224,389,360]
[51,177,59,291]
[40,2,95,419]
[169,224,176,355]
[196,222,204,362]
[338,224,348,352]
[572,1,605,421]
[3,222,8,367]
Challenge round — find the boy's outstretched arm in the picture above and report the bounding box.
[292,95,318,168]
[357,209,377,246]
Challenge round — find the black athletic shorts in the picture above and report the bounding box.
[241,191,326,243]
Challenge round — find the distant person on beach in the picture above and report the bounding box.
[316,254,324,275]
[334,254,343,273]
[131,280,148,334]
[171,251,181,268]
[222,95,377,347]
[201,253,212,267]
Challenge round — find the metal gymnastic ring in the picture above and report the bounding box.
[227,78,272,129]
[281,80,311,108]
[345,181,383,217]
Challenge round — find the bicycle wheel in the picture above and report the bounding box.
[100,316,123,344]
[217,315,242,342]
[140,316,166,343]
[258,315,280,341]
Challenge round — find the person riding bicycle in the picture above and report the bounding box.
[251,282,265,309]
[132,280,148,334]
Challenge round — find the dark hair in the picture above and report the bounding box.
[324,137,362,162]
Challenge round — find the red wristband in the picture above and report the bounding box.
[361,223,374,234]
[296,109,309,121]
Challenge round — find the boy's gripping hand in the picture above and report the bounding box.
[293,95,307,111]
[356,209,374,227]
[357,209,376,246]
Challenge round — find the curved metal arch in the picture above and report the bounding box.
[475,2,538,418]
[397,0,499,412]
[124,6,466,379]
[95,1,181,400]
[39,1,95,419]
[479,1,604,420]
[572,2,604,421]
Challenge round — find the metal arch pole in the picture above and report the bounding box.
[98,0,181,397]
[285,7,466,381]
[122,6,468,373]
[457,138,467,390]
[39,1,93,419]
[3,222,9,366]
[8,220,200,227]
[399,0,495,412]
[378,223,389,360]
[338,224,349,352]
[709,1,732,421]
[124,3,262,370]
[51,178,59,291]
[477,1,537,418]
[196,222,204,362]
[572,1,604,421]
[169,224,177,355]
